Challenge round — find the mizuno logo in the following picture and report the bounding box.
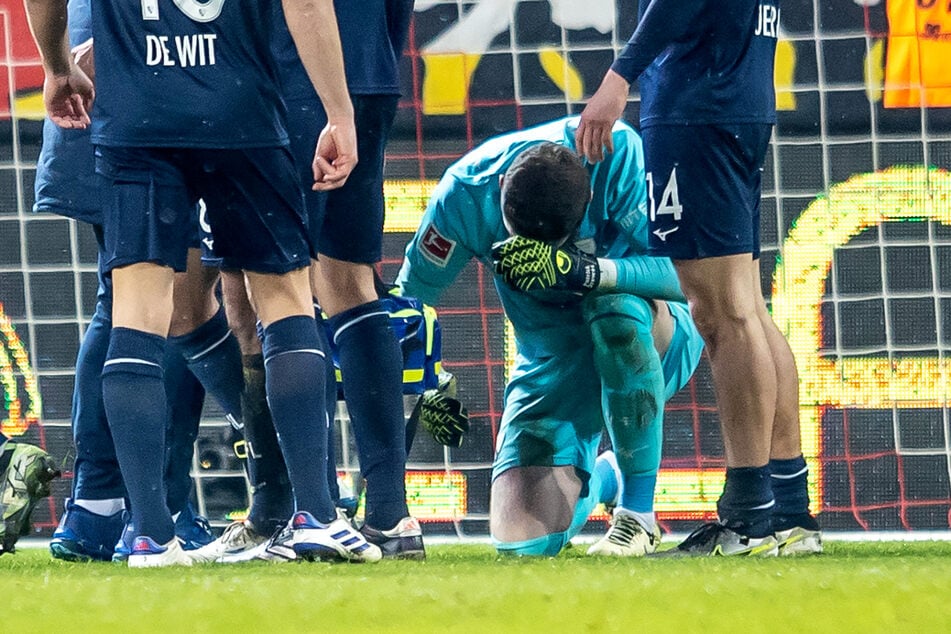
[652,226,679,242]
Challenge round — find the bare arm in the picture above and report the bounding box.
[281,0,357,191]
[576,0,708,163]
[22,0,93,128]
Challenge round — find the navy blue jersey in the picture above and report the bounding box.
[69,0,91,45]
[91,0,286,148]
[34,0,98,223]
[611,0,779,126]
[272,0,412,101]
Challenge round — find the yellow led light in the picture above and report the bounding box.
[383,179,439,233]
[406,470,468,521]
[774,166,951,515]
[0,303,41,436]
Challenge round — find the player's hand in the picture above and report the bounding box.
[44,66,94,130]
[312,118,358,191]
[491,235,600,296]
[575,70,629,163]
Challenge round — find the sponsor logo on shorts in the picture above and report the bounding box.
[420,224,456,267]
[653,226,679,242]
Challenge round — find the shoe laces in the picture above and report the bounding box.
[678,522,727,550]
[606,513,648,546]
[220,521,258,548]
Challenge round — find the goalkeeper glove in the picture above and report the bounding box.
[491,235,600,297]
[417,372,469,448]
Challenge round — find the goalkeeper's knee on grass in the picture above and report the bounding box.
[493,474,601,557]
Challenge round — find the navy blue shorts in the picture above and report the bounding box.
[285,94,398,264]
[642,123,772,260]
[96,145,310,274]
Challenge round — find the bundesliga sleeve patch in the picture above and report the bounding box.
[419,224,456,267]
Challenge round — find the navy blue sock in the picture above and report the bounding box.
[101,327,174,544]
[769,455,815,531]
[162,348,205,516]
[328,300,408,530]
[71,279,126,501]
[717,465,774,538]
[241,353,292,534]
[316,310,341,505]
[262,316,335,523]
[168,306,243,426]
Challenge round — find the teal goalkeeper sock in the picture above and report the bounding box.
[494,532,568,557]
[593,451,620,506]
[586,295,665,516]
[620,473,658,514]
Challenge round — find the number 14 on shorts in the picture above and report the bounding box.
[647,168,683,242]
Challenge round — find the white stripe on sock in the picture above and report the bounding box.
[75,498,126,516]
[186,329,233,361]
[332,311,388,345]
[104,357,161,369]
[263,348,326,365]
[770,466,808,480]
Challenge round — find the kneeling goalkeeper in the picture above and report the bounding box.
[397,116,704,556]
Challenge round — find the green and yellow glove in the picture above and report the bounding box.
[417,372,469,448]
[491,235,600,297]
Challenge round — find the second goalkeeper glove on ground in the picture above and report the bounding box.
[416,372,469,448]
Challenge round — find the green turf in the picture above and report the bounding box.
[4,542,951,632]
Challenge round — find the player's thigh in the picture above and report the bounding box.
[659,300,706,399]
[220,269,260,355]
[642,123,771,260]
[313,95,398,264]
[95,145,194,274]
[169,247,220,337]
[244,267,312,328]
[188,147,311,276]
[493,351,603,482]
[310,257,377,316]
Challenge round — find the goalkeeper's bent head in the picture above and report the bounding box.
[501,142,590,243]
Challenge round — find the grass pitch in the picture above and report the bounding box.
[4,542,951,633]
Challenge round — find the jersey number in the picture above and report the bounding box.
[141,0,225,23]
[646,168,683,222]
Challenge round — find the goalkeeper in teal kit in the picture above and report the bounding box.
[397,116,704,556]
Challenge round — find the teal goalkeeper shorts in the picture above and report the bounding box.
[492,300,703,485]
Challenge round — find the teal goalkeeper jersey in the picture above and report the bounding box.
[397,116,683,361]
